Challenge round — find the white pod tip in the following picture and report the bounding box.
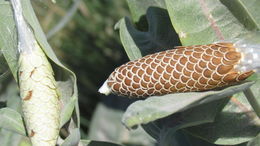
[234,41,260,72]
[98,80,111,96]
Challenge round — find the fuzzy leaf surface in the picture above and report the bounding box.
[165,0,250,45]
[0,108,26,136]
[185,75,260,145]
[122,81,254,129]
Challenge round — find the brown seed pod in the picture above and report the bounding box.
[99,42,255,98]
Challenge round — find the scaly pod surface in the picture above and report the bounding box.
[99,43,255,97]
[18,45,60,146]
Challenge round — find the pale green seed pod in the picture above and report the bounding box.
[10,0,60,145]
[18,43,60,146]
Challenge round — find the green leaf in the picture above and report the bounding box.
[0,54,9,80]
[140,78,260,145]
[159,130,193,146]
[79,140,91,145]
[0,1,18,81]
[80,140,122,146]
[142,97,229,140]
[185,76,260,145]
[61,128,80,146]
[220,0,260,30]
[122,81,254,129]
[126,0,166,23]
[0,108,26,136]
[88,103,155,146]
[185,101,260,145]
[247,133,260,146]
[5,81,22,113]
[58,80,76,127]
[0,129,30,146]
[116,7,180,60]
[165,0,249,45]
[116,17,142,60]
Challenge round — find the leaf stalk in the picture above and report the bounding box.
[243,88,260,118]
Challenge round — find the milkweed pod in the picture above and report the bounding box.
[18,43,60,146]
[99,42,258,98]
[11,0,60,145]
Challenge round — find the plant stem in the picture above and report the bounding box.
[243,88,260,118]
[10,0,36,53]
[46,0,81,39]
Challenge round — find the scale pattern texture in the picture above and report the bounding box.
[19,45,60,146]
[107,43,254,97]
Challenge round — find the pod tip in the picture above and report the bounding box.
[98,80,111,96]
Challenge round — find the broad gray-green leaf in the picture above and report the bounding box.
[116,7,180,60]
[185,100,260,145]
[0,108,26,136]
[143,98,229,146]
[165,0,249,45]
[0,129,30,146]
[185,75,260,145]
[142,77,260,145]
[220,0,260,30]
[247,133,260,146]
[122,81,254,129]
[142,97,229,140]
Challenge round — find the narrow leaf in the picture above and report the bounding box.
[0,1,18,80]
[126,0,166,23]
[116,17,142,60]
[116,7,180,60]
